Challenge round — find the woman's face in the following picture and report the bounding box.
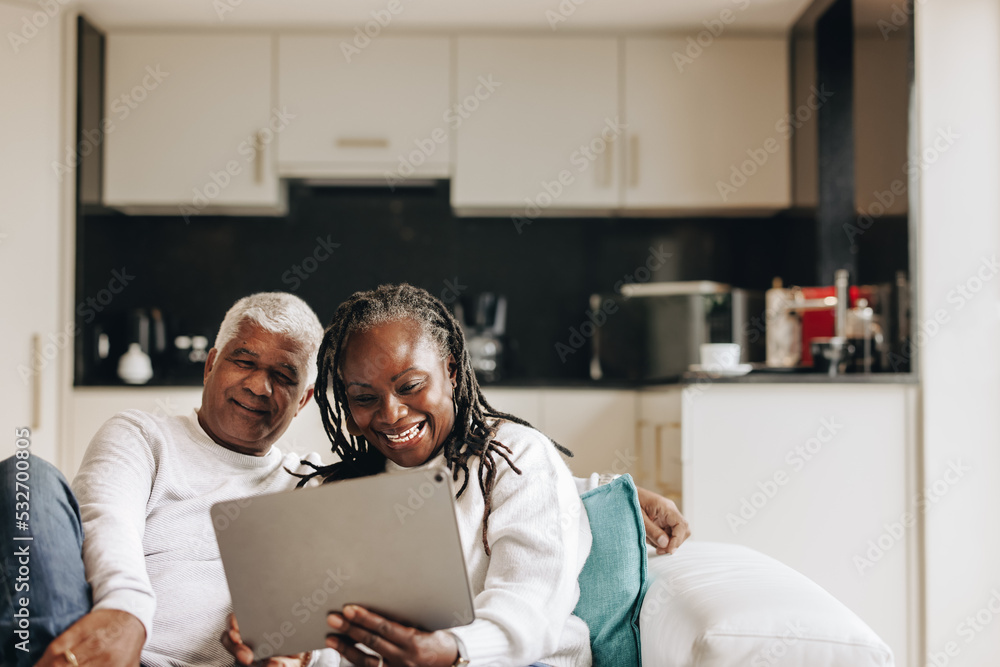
[340,318,457,468]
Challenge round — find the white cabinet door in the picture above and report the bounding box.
[682,384,917,667]
[104,34,279,211]
[278,35,451,180]
[637,389,683,503]
[624,37,790,211]
[0,1,63,467]
[540,390,637,479]
[452,37,621,213]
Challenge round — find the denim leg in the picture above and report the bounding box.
[0,455,91,666]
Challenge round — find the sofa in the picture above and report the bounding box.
[639,542,895,666]
[576,475,894,667]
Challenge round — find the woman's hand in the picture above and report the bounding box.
[635,486,691,555]
[326,605,459,667]
[220,614,312,667]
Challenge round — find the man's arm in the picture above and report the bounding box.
[37,412,159,665]
[573,474,691,555]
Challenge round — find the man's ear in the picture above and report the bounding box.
[295,386,315,417]
[345,411,363,436]
[203,348,219,383]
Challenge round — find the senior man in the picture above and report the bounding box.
[0,292,689,667]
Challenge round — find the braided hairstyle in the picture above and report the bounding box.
[294,283,571,555]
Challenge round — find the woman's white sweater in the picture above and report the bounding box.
[386,421,594,667]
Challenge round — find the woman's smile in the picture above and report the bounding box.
[379,420,427,448]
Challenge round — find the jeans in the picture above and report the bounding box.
[0,455,91,666]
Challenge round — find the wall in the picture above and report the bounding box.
[77,183,909,385]
[0,1,66,465]
[916,1,1000,665]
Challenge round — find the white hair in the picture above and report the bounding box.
[213,292,324,385]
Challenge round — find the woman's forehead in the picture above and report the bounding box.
[341,320,440,379]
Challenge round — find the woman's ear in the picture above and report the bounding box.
[345,411,363,437]
[447,354,458,387]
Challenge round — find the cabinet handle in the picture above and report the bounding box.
[254,130,266,185]
[629,135,640,187]
[31,334,41,430]
[335,137,390,149]
[603,136,615,188]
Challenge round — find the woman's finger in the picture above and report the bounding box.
[327,636,382,667]
[342,605,414,647]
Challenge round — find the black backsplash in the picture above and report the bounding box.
[76,181,908,385]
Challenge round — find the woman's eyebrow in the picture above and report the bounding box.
[391,367,417,381]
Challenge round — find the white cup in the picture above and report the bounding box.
[700,343,741,370]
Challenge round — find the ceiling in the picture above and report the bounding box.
[80,0,821,32]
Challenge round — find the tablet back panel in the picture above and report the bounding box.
[212,465,475,660]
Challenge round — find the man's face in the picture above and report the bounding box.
[198,321,314,456]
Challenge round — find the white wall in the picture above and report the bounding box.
[916,1,1000,666]
[0,1,66,465]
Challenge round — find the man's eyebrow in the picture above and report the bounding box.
[230,347,259,357]
[279,363,299,377]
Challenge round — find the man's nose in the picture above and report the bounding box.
[244,369,272,397]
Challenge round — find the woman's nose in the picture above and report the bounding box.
[378,394,406,424]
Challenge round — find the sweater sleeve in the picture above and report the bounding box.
[450,430,591,667]
[70,412,158,643]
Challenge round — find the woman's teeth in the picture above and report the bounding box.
[384,422,423,444]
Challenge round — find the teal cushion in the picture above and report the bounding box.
[573,474,650,667]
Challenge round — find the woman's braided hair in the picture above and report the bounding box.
[294,283,572,555]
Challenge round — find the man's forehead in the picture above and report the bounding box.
[227,323,308,363]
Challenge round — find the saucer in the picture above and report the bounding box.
[688,363,754,377]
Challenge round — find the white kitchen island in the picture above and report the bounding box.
[677,380,919,667]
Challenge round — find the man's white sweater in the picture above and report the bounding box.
[72,409,335,666]
[73,411,593,667]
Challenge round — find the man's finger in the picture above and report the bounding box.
[643,514,671,554]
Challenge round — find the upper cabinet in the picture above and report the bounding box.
[451,37,621,213]
[100,31,791,216]
[624,37,790,212]
[277,35,452,180]
[103,34,280,213]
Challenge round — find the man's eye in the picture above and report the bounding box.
[233,359,253,369]
[276,373,295,385]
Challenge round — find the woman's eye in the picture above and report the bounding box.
[350,395,375,405]
[400,381,421,393]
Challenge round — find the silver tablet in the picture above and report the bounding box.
[212,465,475,661]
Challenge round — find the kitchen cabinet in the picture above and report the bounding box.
[103,33,281,213]
[452,36,621,214]
[277,35,452,180]
[681,383,917,667]
[1,1,64,466]
[623,37,790,211]
[481,388,639,480]
[636,388,683,505]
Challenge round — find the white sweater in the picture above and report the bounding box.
[73,412,594,667]
[72,409,339,667]
[388,421,594,667]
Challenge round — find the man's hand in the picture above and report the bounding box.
[635,486,691,555]
[34,609,145,667]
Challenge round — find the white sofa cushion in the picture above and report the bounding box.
[639,542,894,667]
